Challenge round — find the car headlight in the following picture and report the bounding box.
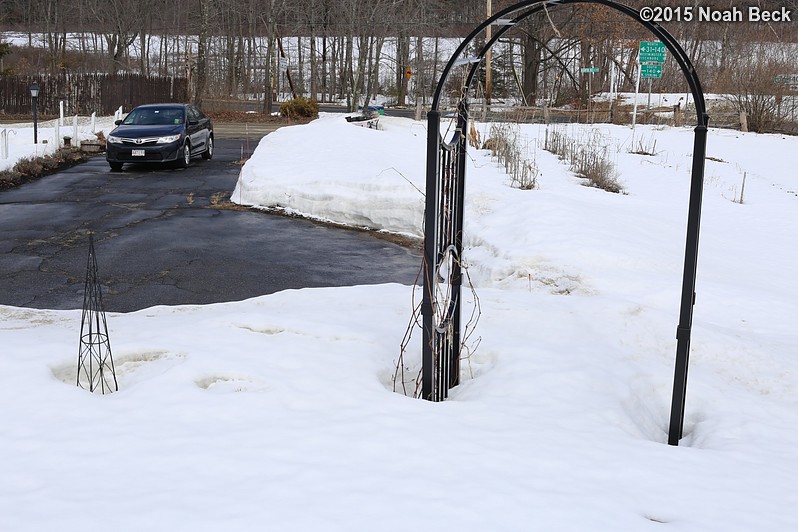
[157,134,182,144]
[107,135,123,144]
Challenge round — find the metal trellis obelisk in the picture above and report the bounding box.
[77,233,118,394]
[422,0,708,447]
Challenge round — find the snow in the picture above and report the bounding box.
[2,112,798,531]
[594,91,729,109]
[0,117,118,172]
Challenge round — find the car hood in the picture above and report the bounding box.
[110,124,184,138]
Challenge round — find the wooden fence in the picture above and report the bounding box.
[0,73,188,116]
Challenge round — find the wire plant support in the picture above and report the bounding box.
[77,233,118,394]
[422,0,708,447]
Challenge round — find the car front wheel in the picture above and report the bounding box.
[177,142,191,168]
[202,136,214,160]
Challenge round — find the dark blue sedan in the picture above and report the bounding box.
[106,103,213,171]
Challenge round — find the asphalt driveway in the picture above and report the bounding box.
[0,137,421,312]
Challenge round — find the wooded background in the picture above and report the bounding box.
[1,0,796,130]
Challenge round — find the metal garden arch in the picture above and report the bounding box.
[421,0,708,446]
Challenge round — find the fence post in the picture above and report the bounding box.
[73,115,79,147]
[740,111,748,133]
[1,129,7,159]
[91,112,96,133]
[60,101,65,126]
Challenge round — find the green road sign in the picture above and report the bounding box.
[581,67,599,74]
[640,63,662,79]
[639,41,666,64]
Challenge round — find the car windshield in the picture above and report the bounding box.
[122,108,184,126]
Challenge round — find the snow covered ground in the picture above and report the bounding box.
[0,116,117,172]
[2,113,797,530]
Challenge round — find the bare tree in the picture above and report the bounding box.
[193,0,211,106]
[86,0,148,73]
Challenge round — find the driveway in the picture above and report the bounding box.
[0,136,421,312]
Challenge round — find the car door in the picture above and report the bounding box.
[186,106,207,154]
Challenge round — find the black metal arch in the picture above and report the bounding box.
[421,0,708,447]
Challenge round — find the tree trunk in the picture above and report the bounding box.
[310,30,318,101]
[579,39,592,106]
[414,35,423,112]
[194,0,209,106]
[371,36,384,102]
[331,38,338,99]
[396,33,410,107]
[225,35,236,96]
[263,35,275,114]
[322,37,329,102]
[296,36,305,96]
[522,33,541,105]
[344,34,354,110]
[234,36,244,97]
[358,34,377,111]
[139,32,149,76]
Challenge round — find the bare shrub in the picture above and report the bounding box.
[12,156,45,176]
[629,133,658,156]
[571,146,621,194]
[487,122,539,190]
[544,125,623,194]
[0,171,23,190]
[468,121,481,149]
[3,148,90,188]
[94,131,107,147]
[719,58,798,133]
[544,126,571,159]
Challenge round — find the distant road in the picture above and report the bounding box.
[212,122,286,140]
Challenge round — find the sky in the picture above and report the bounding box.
[1,109,797,531]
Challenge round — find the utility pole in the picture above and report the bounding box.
[485,0,492,104]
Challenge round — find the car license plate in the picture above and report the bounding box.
[131,149,145,156]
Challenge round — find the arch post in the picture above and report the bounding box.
[668,123,708,444]
[422,100,469,401]
[420,0,708,446]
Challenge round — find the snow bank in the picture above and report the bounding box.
[2,112,797,531]
[233,114,427,237]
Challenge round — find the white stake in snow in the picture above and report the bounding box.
[60,101,65,126]
[0,128,13,159]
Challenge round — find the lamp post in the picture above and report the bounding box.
[30,82,39,144]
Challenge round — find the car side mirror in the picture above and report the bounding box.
[188,119,199,126]
[114,119,122,126]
